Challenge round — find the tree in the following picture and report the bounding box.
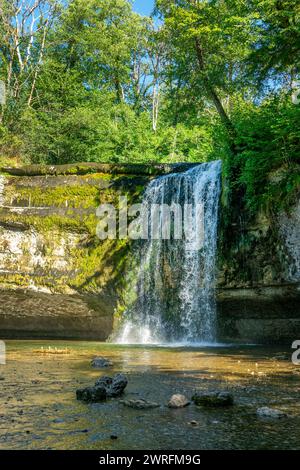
[246,0,300,87]
[0,0,59,122]
[0,0,298,181]
[155,0,258,147]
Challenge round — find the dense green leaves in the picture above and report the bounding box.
[234,96,300,214]
[0,0,299,216]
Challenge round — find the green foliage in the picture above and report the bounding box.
[229,96,300,216]
[0,0,299,220]
[246,0,300,84]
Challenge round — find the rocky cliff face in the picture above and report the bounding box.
[0,163,299,343]
[217,197,300,343]
[0,163,195,340]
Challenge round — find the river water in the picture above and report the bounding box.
[0,341,300,450]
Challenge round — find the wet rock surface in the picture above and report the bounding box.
[95,374,128,398]
[77,374,128,402]
[192,391,234,407]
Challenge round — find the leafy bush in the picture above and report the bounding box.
[231,96,300,216]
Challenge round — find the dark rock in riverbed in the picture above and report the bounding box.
[91,357,113,369]
[95,374,128,398]
[76,373,128,403]
[192,391,234,407]
[76,385,107,403]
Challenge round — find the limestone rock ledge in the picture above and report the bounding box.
[0,164,149,340]
[217,284,300,343]
[0,289,113,340]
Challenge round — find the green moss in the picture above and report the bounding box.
[4,174,145,210]
[11,185,100,209]
[70,238,131,291]
[0,172,146,300]
[0,210,100,235]
[0,272,76,292]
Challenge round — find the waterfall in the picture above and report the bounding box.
[117,160,222,345]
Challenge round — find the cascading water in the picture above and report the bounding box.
[117,160,222,345]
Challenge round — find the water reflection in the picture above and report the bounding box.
[0,340,299,450]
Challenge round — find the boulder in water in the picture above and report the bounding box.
[256,407,287,419]
[91,357,113,368]
[95,373,128,398]
[76,373,128,402]
[168,394,190,408]
[192,391,234,407]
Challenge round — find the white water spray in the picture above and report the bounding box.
[117,161,222,344]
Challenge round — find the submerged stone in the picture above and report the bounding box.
[120,399,160,410]
[192,391,234,407]
[91,357,113,369]
[168,394,190,408]
[256,407,287,419]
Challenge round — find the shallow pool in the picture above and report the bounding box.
[0,341,299,450]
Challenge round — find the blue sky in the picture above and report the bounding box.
[132,0,155,16]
